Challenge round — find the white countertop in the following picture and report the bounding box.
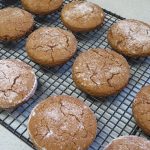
[91,0,150,24]
[0,125,32,150]
[0,0,149,150]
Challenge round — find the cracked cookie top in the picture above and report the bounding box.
[28,95,97,150]
[61,1,105,32]
[21,0,63,15]
[26,27,77,67]
[72,49,130,97]
[107,19,150,57]
[104,136,150,150]
[0,7,34,41]
[132,85,150,135]
[0,59,37,109]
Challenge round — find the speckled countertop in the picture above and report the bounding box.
[0,0,149,150]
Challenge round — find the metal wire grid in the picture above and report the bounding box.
[0,0,150,149]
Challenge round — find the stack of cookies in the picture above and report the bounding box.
[0,0,150,150]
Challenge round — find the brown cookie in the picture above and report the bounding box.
[28,95,97,150]
[107,19,150,57]
[104,136,150,150]
[0,7,34,41]
[21,0,63,15]
[132,85,150,135]
[26,27,77,67]
[0,59,37,109]
[72,49,130,97]
[61,1,105,32]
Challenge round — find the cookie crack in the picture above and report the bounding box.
[64,34,70,48]
[90,68,100,86]
[92,50,122,66]
[11,75,20,89]
[85,51,123,87]
[32,30,72,56]
[47,44,58,50]
[60,101,66,117]
[86,63,91,72]
[146,29,150,36]
[9,75,23,97]
[50,50,55,63]
[74,71,82,75]
[110,56,123,67]
[90,75,98,86]
[57,29,72,52]
[30,102,90,149]
[116,39,126,48]
[60,100,84,118]
[0,70,10,81]
[0,71,21,97]
[107,72,120,88]
[92,49,104,58]
[86,63,99,85]
[32,45,44,50]
[59,100,87,138]
[86,63,101,86]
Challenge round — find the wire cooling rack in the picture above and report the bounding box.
[0,0,150,149]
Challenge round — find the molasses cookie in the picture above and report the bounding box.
[28,95,97,150]
[72,49,130,97]
[0,7,34,41]
[107,19,150,57]
[104,136,150,150]
[61,1,105,32]
[0,59,37,109]
[21,0,63,15]
[26,27,77,67]
[132,85,150,135]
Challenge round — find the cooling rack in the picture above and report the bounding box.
[0,0,150,149]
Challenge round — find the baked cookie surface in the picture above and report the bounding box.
[28,95,97,150]
[61,1,105,32]
[0,59,37,109]
[72,49,130,97]
[0,7,34,41]
[104,136,150,150]
[133,85,150,135]
[21,0,63,15]
[107,19,150,57]
[26,27,77,67]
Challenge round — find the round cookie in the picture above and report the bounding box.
[21,0,63,15]
[107,19,150,57]
[28,95,97,150]
[72,49,130,97]
[26,27,77,67]
[132,85,150,135]
[0,59,37,109]
[0,7,34,41]
[104,136,150,150]
[61,1,105,32]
